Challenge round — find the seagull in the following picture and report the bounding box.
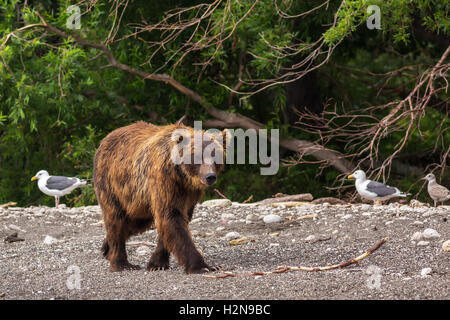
[31,170,87,208]
[422,173,450,207]
[348,170,410,205]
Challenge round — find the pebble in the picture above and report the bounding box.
[422,228,440,239]
[304,235,316,242]
[8,224,26,233]
[190,218,202,224]
[409,199,427,208]
[224,232,241,240]
[341,214,353,220]
[269,243,279,247]
[417,241,430,246]
[420,268,432,277]
[263,214,282,224]
[216,226,225,232]
[221,213,235,220]
[43,235,59,245]
[411,232,423,241]
[202,199,232,208]
[269,232,280,237]
[442,240,450,252]
[136,246,151,256]
[245,214,259,223]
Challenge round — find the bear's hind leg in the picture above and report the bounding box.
[146,237,170,271]
[104,214,141,272]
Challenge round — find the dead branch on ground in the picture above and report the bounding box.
[204,238,388,278]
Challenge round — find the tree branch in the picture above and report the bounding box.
[29,14,354,174]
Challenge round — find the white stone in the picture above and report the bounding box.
[190,218,202,224]
[442,240,450,252]
[216,226,225,232]
[136,246,151,256]
[417,241,429,246]
[263,214,282,224]
[269,243,279,247]
[202,199,232,208]
[43,235,59,245]
[341,214,353,220]
[420,268,432,277]
[221,213,235,220]
[422,228,440,239]
[304,235,316,241]
[411,232,423,241]
[8,224,26,233]
[224,232,241,240]
[409,199,426,208]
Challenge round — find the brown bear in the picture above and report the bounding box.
[93,120,231,273]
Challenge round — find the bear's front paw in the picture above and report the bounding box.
[186,264,222,274]
[146,261,170,272]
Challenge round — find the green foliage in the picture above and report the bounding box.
[0,0,448,207]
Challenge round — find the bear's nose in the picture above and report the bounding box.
[205,173,217,185]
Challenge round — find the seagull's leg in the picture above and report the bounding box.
[55,196,59,208]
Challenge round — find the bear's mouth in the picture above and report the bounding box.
[200,179,216,187]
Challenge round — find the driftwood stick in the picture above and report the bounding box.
[203,238,388,279]
[254,193,313,205]
[311,197,347,205]
[214,189,228,199]
[0,202,17,208]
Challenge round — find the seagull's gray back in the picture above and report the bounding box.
[46,176,78,191]
[366,181,397,197]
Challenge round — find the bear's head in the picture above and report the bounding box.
[170,125,232,189]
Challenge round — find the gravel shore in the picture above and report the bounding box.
[0,201,449,300]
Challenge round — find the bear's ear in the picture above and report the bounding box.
[221,129,232,150]
[175,115,187,125]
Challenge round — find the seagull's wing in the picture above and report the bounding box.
[429,184,450,199]
[366,181,397,197]
[46,176,78,191]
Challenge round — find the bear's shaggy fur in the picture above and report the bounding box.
[93,121,230,273]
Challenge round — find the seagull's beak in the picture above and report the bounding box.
[348,174,354,179]
[31,176,37,181]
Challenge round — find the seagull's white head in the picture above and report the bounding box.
[31,170,49,181]
[348,170,366,181]
[423,173,436,182]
